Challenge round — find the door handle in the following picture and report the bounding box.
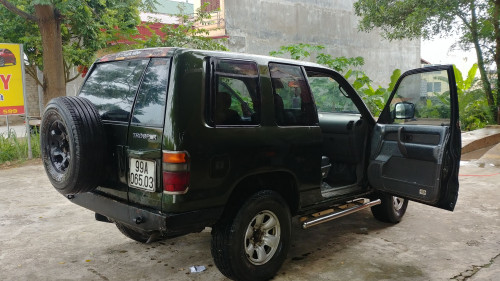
[127,149,162,159]
[346,120,354,130]
[397,127,408,157]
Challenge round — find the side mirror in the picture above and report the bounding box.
[393,102,415,119]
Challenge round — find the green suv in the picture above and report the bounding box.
[41,48,461,281]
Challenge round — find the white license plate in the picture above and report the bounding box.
[129,158,156,192]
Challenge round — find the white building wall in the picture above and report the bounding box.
[223,0,420,86]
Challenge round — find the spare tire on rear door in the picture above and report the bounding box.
[41,96,105,195]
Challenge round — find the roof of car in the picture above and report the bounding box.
[96,47,330,71]
[97,48,175,62]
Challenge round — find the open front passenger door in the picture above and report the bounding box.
[368,65,461,211]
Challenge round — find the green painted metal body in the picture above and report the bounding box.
[75,48,460,235]
[161,49,325,213]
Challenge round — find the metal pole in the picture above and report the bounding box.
[20,44,32,159]
[6,115,9,135]
[37,67,44,115]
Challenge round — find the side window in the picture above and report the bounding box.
[131,58,170,127]
[79,59,149,122]
[269,63,318,126]
[306,71,359,114]
[211,59,260,126]
[391,70,450,125]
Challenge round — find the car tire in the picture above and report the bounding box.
[211,190,291,281]
[13,58,16,65]
[115,223,151,243]
[371,192,408,223]
[41,96,105,195]
[0,57,4,67]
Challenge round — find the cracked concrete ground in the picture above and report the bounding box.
[0,161,499,281]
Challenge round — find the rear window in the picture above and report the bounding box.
[80,59,149,122]
[130,58,170,127]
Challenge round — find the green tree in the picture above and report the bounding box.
[0,0,146,105]
[454,63,494,130]
[138,3,228,51]
[270,43,400,115]
[270,43,364,72]
[349,68,400,116]
[354,0,500,123]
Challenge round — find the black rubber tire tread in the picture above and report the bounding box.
[41,96,105,195]
[115,223,150,243]
[371,192,409,223]
[211,190,291,281]
[0,57,4,67]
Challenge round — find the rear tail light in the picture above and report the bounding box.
[162,171,189,193]
[162,151,190,194]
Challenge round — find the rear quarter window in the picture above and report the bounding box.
[79,59,149,122]
[209,59,261,126]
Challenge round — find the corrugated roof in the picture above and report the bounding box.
[143,0,194,15]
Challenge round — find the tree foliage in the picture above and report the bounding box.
[354,0,500,124]
[138,3,228,51]
[454,63,494,130]
[0,1,227,105]
[0,0,145,104]
[269,43,400,115]
[270,43,364,73]
[354,0,464,40]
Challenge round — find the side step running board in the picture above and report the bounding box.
[301,199,381,229]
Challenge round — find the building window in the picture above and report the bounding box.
[427,81,442,93]
[434,82,441,92]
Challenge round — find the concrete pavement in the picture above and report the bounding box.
[462,125,500,154]
[0,124,28,137]
[1,125,499,280]
[475,141,500,165]
[0,160,498,281]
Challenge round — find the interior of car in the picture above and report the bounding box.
[306,70,370,198]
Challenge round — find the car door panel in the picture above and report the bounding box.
[372,125,446,161]
[319,113,366,164]
[368,124,448,203]
[126,58,171,212]
[127,127,164,209]
[368,65,460,211]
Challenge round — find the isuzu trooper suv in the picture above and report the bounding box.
[41,47,460,281]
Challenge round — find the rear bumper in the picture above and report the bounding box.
[69,192,223,237]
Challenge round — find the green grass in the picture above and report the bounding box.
[0,130,41,164]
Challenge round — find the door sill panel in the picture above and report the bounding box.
[321,182,361,198]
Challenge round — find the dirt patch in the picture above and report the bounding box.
[0,158,42,170]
